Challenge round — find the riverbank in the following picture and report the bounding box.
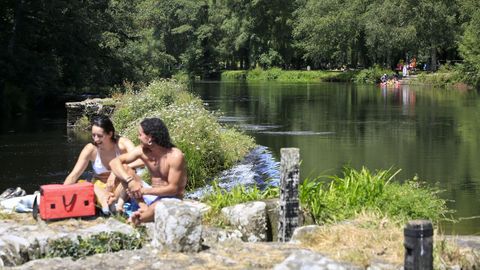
[221,68,356,83]
[220,66,477,89]
[1,208,479,269]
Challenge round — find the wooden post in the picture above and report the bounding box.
[277,148,300,242]
[404,220,434,270]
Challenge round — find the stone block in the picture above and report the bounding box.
[290,225,323,244]
[152,199,203,252]
[221,201,267,242]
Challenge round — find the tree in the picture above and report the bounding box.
[293,0,368,68]
[458,9,480,87]
[363,0,416,68]
[413,0,459,71]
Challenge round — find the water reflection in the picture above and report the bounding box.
[381,85,416,116]
[193,81,480,235]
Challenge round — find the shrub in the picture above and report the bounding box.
[416,64,466,86]
[221,70,248,81]
[221,68,354,82]
[354,65,392,84]
[111,80,255,190]
[299,167,452,225]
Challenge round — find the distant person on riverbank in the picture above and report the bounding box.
[63,115,138,215]
[109,117,187,225]
[402,63,409,77]
[380,73,388,84]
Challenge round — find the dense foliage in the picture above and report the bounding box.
[110,80,255,190]
[1,0,479,114]
[299,167,452,224]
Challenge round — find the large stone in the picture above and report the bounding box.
[0,217,136,267]
[274,249,362,270]
[201,226,243,247]
[264,199,280,241]
[221,201,267,242]
[65,98,115,127]
[152,199,203,252]
[290,225,323,244]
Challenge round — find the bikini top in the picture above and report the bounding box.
[92,146,121,175]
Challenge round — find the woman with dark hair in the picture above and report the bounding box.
[63,115,137,215]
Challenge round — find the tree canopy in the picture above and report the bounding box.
[0,0,478,113]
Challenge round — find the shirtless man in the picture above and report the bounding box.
[109,118,187,224]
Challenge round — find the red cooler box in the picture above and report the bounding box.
[39,182,95,220]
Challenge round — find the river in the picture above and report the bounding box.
[191,81,480,235]
[0,81,479,234]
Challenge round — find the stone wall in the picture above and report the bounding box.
[65,98,116,128]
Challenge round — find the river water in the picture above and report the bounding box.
[0,81,479,234]
[192,81,480,235]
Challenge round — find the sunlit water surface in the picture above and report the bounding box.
[0,81,479,234]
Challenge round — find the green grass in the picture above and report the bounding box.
[416,64,466,86]
[299,167,453,225]
[201,183,279,226]
[202,166,452,227]
[221,68,355,82]
[111,80,255,190]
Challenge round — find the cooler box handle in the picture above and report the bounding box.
[62,193,77,211]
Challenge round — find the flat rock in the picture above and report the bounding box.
[0,215,136,267]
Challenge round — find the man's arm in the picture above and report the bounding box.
[109,146,143,183]
[142,151,186,197]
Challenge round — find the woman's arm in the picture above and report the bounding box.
[63,144,93,185]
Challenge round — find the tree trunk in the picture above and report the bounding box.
[8,0,24,57]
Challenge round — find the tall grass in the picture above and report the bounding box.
[299,167,452,225]
[111,80,255,190]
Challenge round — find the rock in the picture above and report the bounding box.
[264,199,280,241]
[152,199,203,252]
[0,217,137,267]
[8,242,301,270]
[274,249,362,270]
[290,225,323,244]
[221,201,267,242]
[65,98,115,128]
[201,226,243,247]
[182,200,211,216]
[445,235,480,250]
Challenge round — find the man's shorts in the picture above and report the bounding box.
[141,181,179,206]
